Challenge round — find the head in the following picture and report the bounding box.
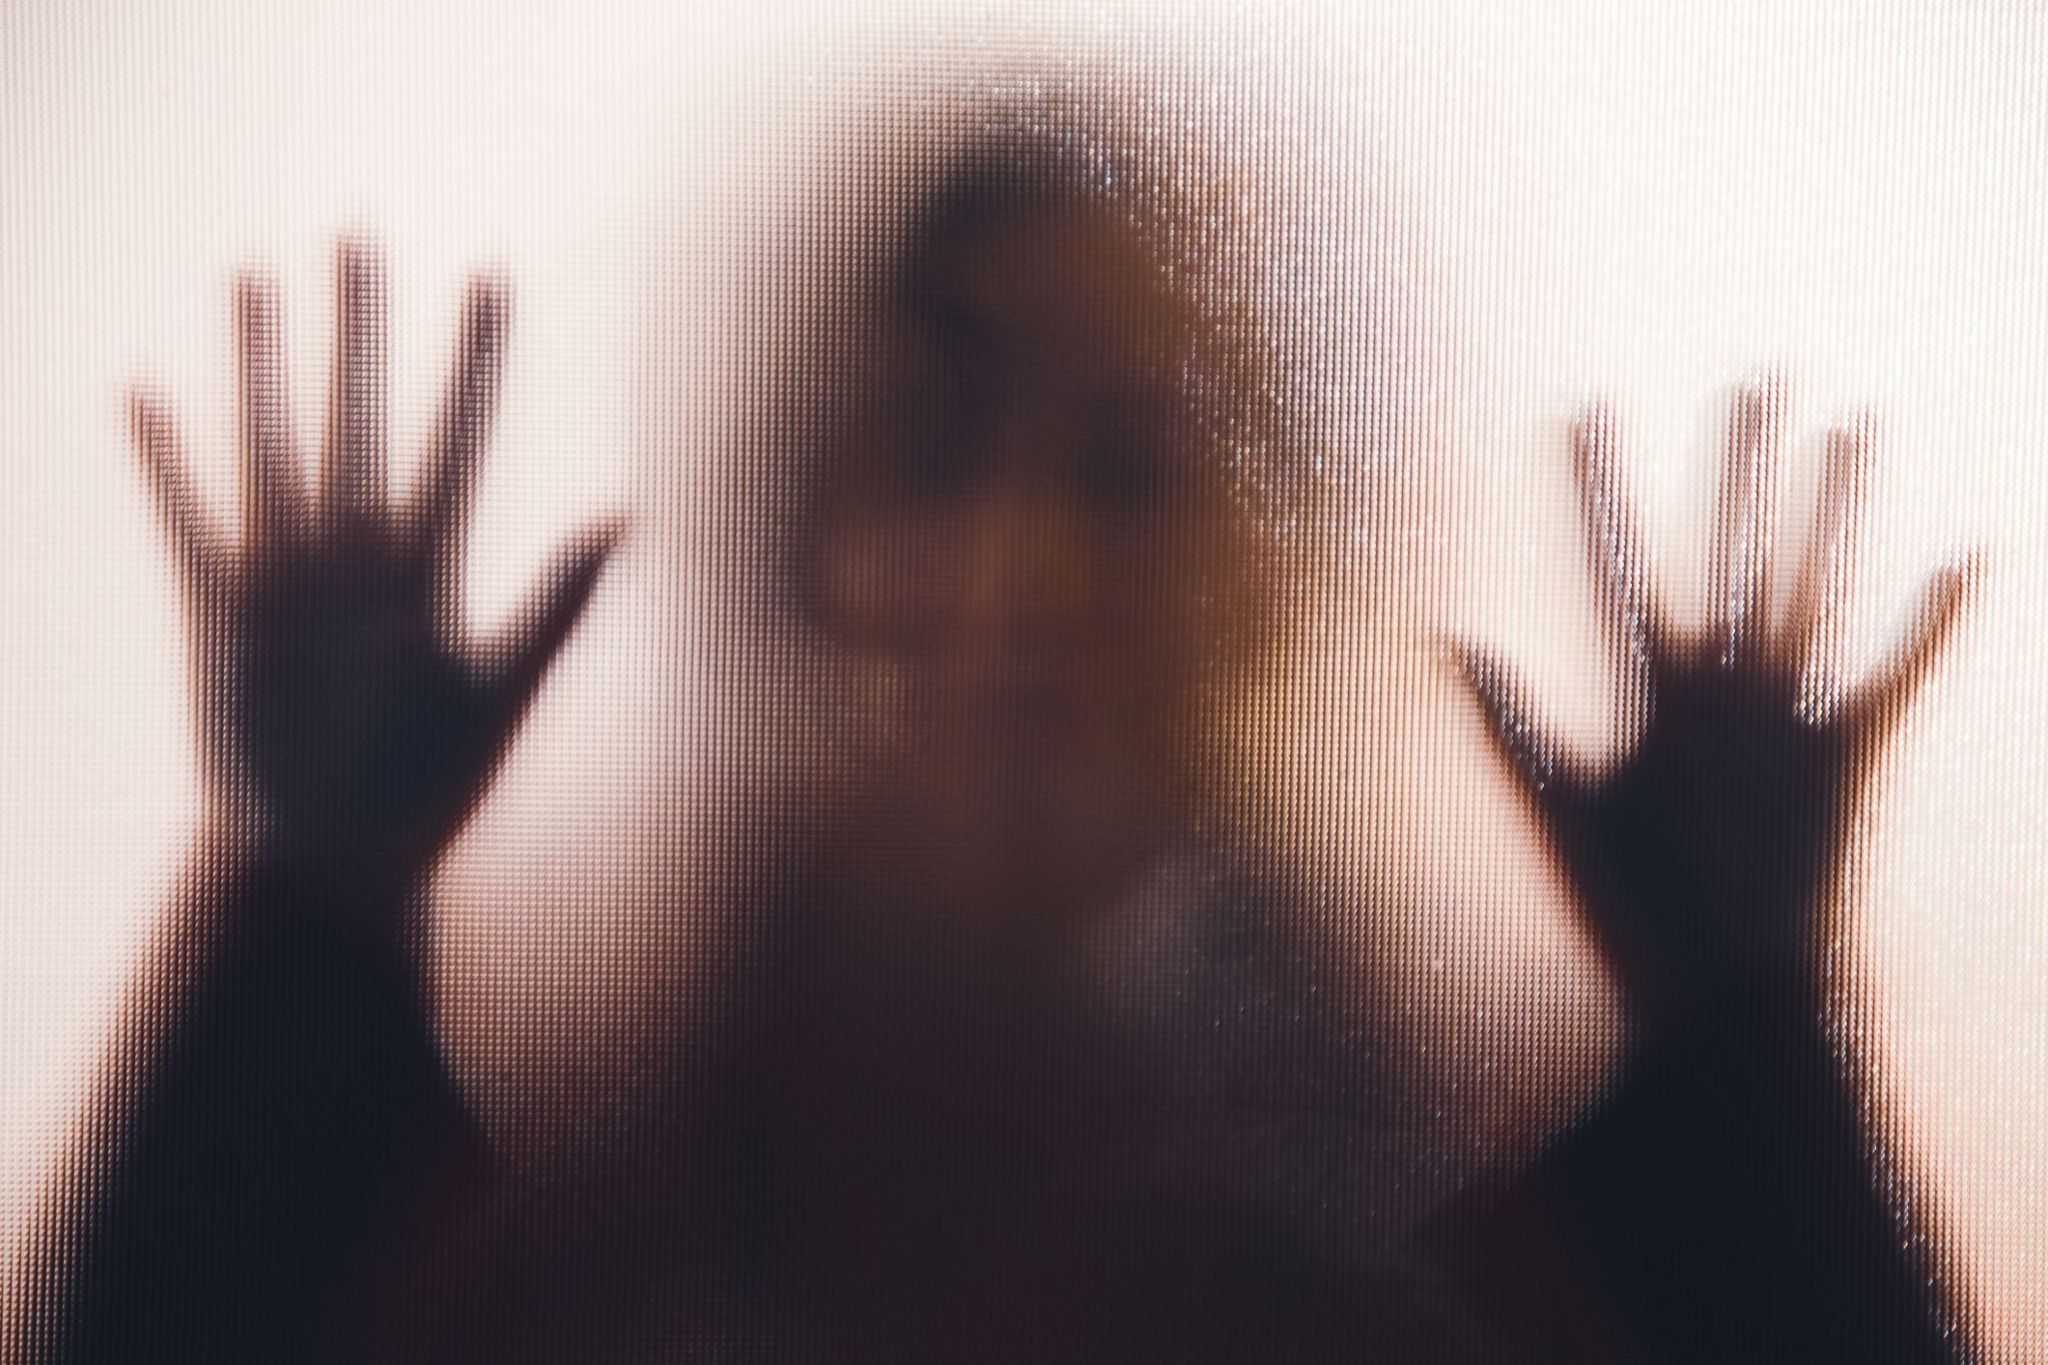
[790,126,1294,917]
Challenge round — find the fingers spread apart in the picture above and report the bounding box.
[135,255,619,695]
[1459,391,1970,796]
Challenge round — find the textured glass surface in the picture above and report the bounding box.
[0,4,2042,1360]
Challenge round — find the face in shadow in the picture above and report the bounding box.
[805,171,1275,925]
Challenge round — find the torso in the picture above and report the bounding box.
[411,834,1610,1364]
[636,841,1477,1362]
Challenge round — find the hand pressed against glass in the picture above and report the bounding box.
[131,241,618,904]
[1458,390,1968,1018]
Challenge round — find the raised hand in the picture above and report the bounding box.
[131,241,618,901]
[1458,388,1967,1020]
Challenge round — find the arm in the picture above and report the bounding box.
[24,243,616,1364]
[1456,391,1969,1363]
[31,851,480,1365]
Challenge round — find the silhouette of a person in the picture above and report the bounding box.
[25,120,1973,1365]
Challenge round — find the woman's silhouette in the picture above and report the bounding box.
[23,111,1973,1364]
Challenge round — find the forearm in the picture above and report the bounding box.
[1539,971,1959,1365]
[28,846,483,1365]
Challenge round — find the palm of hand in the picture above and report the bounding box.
[1461,391,1966,1017]
[132,243,617,890]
